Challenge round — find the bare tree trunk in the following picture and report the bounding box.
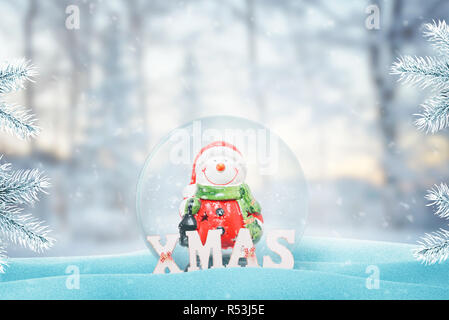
[246,0,266,123]
[55,0,82,154]
[67,32,81,151]
[368,0,405,227]
[24,0,38,150]
[126,1,149,146]
[80,2,93,91]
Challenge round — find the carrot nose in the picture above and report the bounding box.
[216,163,226,171]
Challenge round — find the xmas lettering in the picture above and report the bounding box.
[145,140,296,274]
[147,228,295,274]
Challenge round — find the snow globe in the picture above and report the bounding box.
[136,116,308,271]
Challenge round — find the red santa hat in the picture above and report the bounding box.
[189,141,244,185]
[180,141,245,215]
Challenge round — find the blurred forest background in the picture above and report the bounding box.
[1,0,449,256]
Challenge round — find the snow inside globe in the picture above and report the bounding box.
[136,116,308,270]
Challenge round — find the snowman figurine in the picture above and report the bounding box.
[178,141,263,249]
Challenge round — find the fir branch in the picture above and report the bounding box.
[0,59,53,272]
[0,60,36,95]
[0,206,54,253]
[393,20,449,264]
[391,55,449,92]
[0,161,11,180]
[0,242,6,273]
[415,91,449,133]
[414,229,449,264]
[424,20,449,57]
[0,102,40,139]
[426,183,449,219]
[0,169,50,206]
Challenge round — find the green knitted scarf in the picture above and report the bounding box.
[193,184,261,219]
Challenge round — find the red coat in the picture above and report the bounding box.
[195,199,263,249]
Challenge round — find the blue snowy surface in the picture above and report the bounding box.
[1,237,448,299]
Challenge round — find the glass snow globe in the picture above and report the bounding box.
[136,116,308,270]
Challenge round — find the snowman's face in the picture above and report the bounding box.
[196,153,246,186]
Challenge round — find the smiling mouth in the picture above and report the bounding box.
[202,167,239,186]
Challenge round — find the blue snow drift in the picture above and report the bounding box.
[0,237,448,300]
